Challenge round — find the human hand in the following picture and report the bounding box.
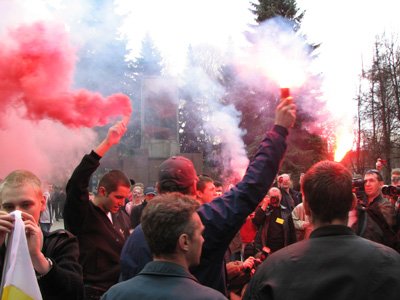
[105,120,127,147]
[0,211,14,246]
[261,196,270,211]
[22,212,43,257]
[274,97,296,129]
[242,256,256,270]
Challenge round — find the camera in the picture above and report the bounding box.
[382,185,400,196]
[352,178,365,201]
[269,196,280,207]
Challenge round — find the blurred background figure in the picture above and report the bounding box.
[125,183,144,215]
[277,174,301,212]
[130,186,157,229]
[39,183,54,233]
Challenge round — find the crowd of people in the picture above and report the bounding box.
[0,96,400,300]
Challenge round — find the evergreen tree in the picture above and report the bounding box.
[124,33,164,150]
[251,0,304,28]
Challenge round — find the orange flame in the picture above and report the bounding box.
[334,128,353,162]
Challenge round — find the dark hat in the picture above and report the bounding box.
[159,156,198,188]
[144,186,157,196]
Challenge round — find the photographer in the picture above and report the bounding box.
[252,187,296,254]
[351,169,398,252]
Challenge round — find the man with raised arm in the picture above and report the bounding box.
[64,120,131,300]
[120,97,296,295]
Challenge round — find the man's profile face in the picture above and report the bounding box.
[197,182,216,204]
[187,212,205,267]
[103,185,131,213]
[0,184,45,223]
[364,173,383,199]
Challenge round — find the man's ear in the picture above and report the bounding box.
[178,233,190,252]
[40,195,46,212]
[195,189,203,199]
[351,193,358,210]
[97,186,107,197]
[303,198,311,217]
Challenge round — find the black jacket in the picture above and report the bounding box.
[64,151,131,292]
[244,225,400,300]
[0,229,84,300]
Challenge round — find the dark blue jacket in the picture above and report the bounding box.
[120,125,288,294]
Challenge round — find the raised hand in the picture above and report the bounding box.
[275,97,296,129]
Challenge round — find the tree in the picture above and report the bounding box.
[123,33,164,151]
[72,0,134,171]
[354,34,400,180]
[251,0,304,29]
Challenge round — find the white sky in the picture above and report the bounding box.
[116,0,255,74]
[297,0,400,120]
[117,0,400,121]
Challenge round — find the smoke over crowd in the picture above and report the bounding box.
[0,0,325,184]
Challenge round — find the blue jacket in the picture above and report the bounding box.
[120,125,288,294]
[103,261,227,300]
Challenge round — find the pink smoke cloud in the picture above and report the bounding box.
[0,21,132,128]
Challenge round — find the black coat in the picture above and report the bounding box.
[64,151,131,292]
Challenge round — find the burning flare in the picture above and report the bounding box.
[334,127,353,162]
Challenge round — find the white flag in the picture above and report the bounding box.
[0,210,42,300]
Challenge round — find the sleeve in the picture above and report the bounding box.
[120,225,152,281]
[39,231,84,299]
[198,125,288,257]
[252,207,266,227]
[130,205,142,229]
[291,204,308,230]
[64,151,101,234]
[379,199,396,228]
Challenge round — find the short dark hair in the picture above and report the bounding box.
[141,193,200,257]
[364,169,383,182]
[214,180,222,188]
[157,182,194,195]
[98,170,131,193]
[302,160,353,223]
[196,175,214,192]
